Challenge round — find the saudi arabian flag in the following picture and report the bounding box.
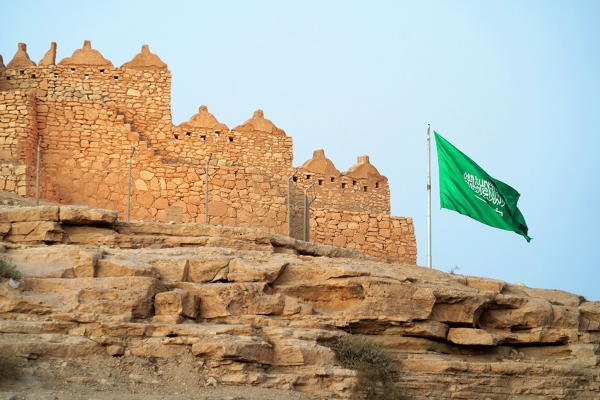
[434,132,531,242]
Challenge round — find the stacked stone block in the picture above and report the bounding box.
[310,208,416,263]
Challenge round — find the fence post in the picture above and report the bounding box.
[303,182,316,242]
[287,168,297,236]
[205,153,212,224]
[127,148,135,222]
[35,136,43,205]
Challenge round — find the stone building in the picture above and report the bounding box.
[0,41,416,263]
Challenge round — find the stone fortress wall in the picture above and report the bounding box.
[0,41,416,263]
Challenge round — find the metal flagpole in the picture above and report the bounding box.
[427,124,432,269]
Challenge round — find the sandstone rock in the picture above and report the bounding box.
[7,221,64,242]
[274,277,435,323]
[96,257,159,278]
[59,205,117,227]
[569,344,600,366]
[480,296,554,330]
[154,289,199,319]
[226,256,288,283]
[187,256,231,283]
[74,248,103,278]
[6,245,80,278]
[191,336,274,364]
[16,277,167,319]
[62,226,118,246]
[175,282,284,318]
[430,287,490,325]
[0,222,10,237]
[465,276,506,293]
[447,328,504,346]
[106,345,125,356]
[0,206,59,222]
[148,257,189,283]
[384,320,449,340]
[520,286,583,307]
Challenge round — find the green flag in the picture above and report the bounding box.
[434,131,531,242]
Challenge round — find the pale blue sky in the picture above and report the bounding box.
[2,1,599,299]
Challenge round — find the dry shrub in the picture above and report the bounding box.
[0,256,21,280]
[327,334,405,399]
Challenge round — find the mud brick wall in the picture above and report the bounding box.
[310,208,417,263]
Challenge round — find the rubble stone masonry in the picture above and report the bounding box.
[0,41,416,263]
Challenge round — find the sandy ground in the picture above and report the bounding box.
[0,354,322,400]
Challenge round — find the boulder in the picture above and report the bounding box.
[154,289,199,319]
[7,221,64,242]
[187,256,231,283]
[147,258,189,284]
[191,335,274,364]
[96,257,159,278]
[59,205,117,227]
[175,282,284,318]
[447,328,504,346]
[0,206,59,222]
[226,256,288,283]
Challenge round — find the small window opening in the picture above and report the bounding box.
[174,134,179,140]
[100,69,104,75]
[306,174,311,180]
[84,74,89,80]
[6,77,10,80]
[342,183,347,189]
[20,70,25,75]
[228,137,233,142]
[185,132,191,137]
[292,176,298,182]
[70,68,75,73]
[330,177,335,182]
[363,186,367,192]
[215,131,220,137]
[54,73,58,78]
[114,76,118,81]
[200,135,206,141]
[375,182,380,188]
[31,74,36,78]
[318,179,324,186]
[352,180,356,186]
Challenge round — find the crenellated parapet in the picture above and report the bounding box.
[179,105,229,133]
[233,110,286,136]
[6,43,36,68]
[58,40,113,67]
[295,150,390,215]
[121,44,167,70]
[39,42,57,66]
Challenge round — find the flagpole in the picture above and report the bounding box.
[427,124,432,269]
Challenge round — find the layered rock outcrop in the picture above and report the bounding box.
[1,205,599,398]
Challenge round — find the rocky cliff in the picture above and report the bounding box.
[1,202,599,399]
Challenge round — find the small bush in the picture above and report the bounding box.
[0,256,21,280]
[328,334,404,399]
